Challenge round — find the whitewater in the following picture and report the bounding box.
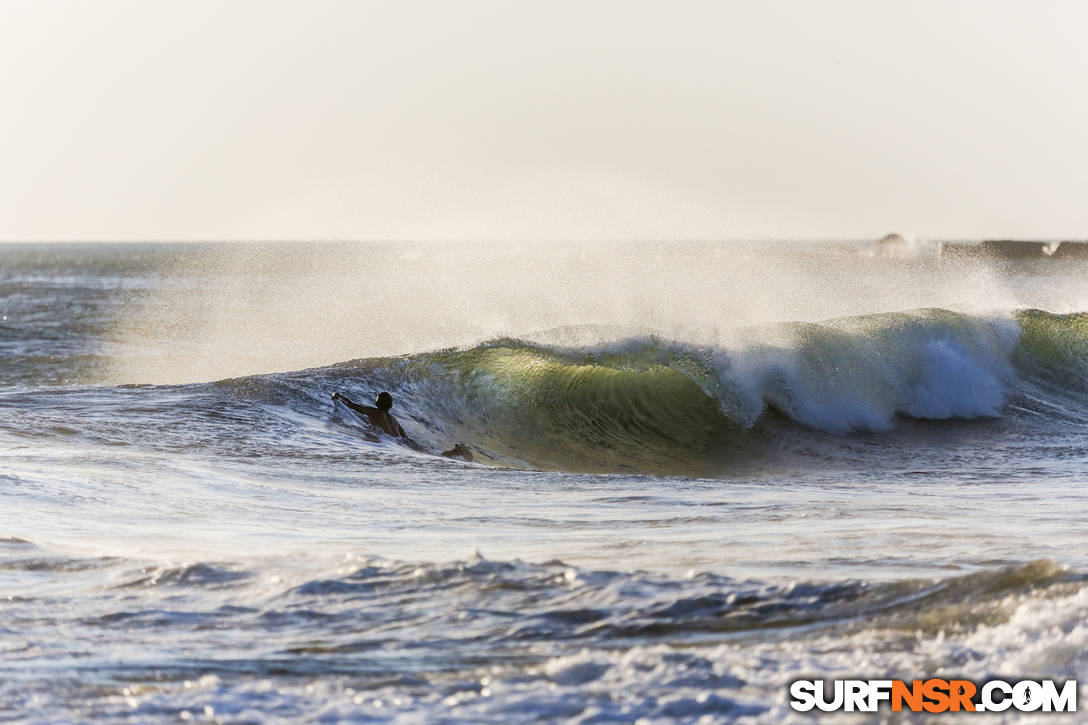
[2,240,1088,723]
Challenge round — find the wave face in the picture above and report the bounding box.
[1015,309,1088,395]
[210,308,1084,475]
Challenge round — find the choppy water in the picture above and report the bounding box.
[3,241,1088,723]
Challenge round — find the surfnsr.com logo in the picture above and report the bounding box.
[789,679,1077,713]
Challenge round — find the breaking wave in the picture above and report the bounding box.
[200,308,1088,475]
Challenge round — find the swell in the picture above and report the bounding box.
[4,541,1079,647]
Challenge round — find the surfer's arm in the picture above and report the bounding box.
[331,392,378,416]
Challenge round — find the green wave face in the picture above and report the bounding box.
[423,344,747,476]
[1014,310,1088,394]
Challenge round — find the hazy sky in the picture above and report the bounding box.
[2,0,1086,241]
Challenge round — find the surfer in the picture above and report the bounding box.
[332,391,473,461]
[332,391,407,437]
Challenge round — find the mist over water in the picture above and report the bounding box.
[100,240,1087,385]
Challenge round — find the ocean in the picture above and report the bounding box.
[2,240,1087,723]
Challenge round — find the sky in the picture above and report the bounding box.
[1,0,1086,242]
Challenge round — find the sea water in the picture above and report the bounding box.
[2,241,1087,723]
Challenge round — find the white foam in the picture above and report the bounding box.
[708,311,1021,432]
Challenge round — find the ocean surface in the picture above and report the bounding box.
[2,240,1088,723]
